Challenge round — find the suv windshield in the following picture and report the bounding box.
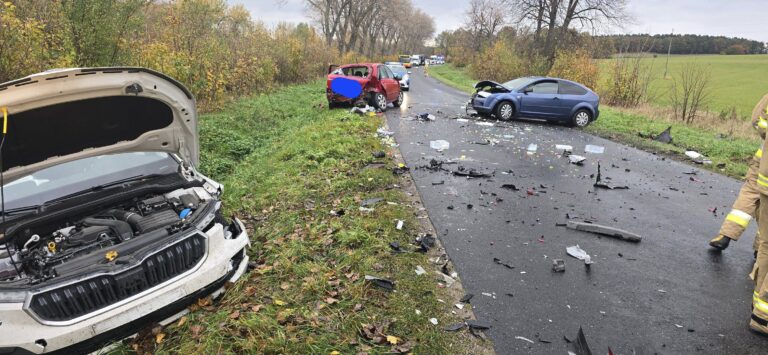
[3,152,178,210]
[503,77,536,90]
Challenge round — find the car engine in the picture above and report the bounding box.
[0,186,214,284]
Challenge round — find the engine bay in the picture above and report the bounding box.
[0,186,214,284]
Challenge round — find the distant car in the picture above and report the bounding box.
[398,55,412,68]
[386,64,410,91]
[410,59,420,67]
[470,77,599,127]
[327,63,403,110]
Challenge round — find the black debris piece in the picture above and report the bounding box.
[573,326,593,355]
[493,257,515,269]
[654,126,673,144]
[392,165,410,175]
[716,163,726,169]
[564,335,573,343]
[501,184,520,191]
[372,151,386,158]
[569,154,587,165]
[466,320,492,330]
[330,209,345,217]
[444,323,466,332]
[364,275,395,291]
[505,293,514,297]
[473,140,490,145]
[467,204,474,209]
[447,205,454,210]
[555,223,568,227]
[389,242,404,253]
[453,166,491,178]
[416,234,436,252]
[594,162,629,190]
[460,293,474,303]
[566,221,642,242]
[432,180,445,185]
[360,197,384,207]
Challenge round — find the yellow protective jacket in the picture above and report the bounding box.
[754,94,768,193]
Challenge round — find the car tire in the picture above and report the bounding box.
[327,101,338,109]
[571,109,592,127]
[393,91,404,107]
[494,101,515,120]
[371,92,388,111]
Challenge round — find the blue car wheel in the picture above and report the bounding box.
[495,101,514,120]
[572,109,592,127]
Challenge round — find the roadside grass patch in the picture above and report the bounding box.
[429,64,476,93]
[115,81,483,354]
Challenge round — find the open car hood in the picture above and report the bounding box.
[0,67,198,183]
[473,80,510,92]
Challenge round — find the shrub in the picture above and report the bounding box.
[601,55,653,107]
[470,41,525,81]
[547,48,598,90]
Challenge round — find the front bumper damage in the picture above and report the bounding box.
[0,219,250,354]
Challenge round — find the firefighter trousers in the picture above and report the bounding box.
[750,194,768,333]
[719,158,760,243]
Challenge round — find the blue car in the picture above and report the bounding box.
[470,76,600,127]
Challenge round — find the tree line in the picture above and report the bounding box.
[304,0,435,57]
[0,0,435,110]
[597,34,766,56]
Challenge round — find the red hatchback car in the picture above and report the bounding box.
[327,63,403,110]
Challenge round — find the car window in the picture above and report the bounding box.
[559,81,588,95]
[384,66,396,78]
[378,66,392,79]
[528,81,558,94]
[3,152,178,209]
[336,66,369,77]
[388,65,406,76]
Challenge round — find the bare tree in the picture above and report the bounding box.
[464,0,512,50]
[672,63,711,123]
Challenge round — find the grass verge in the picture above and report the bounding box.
[114,81,486,354]
[430,64,759,178]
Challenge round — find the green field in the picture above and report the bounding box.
[600,54,768,117]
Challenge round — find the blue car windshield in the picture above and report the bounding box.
[502,77,536,90]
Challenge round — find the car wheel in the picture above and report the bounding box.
[393,91,403,107]
[494,101,514,120]
[572,109,592,127]
[371,92,388,111]
[327,101,338,109]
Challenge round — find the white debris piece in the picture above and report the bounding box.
[685,151,702,159]
[527,144,538,153]
[566,245,594,265]
[455,303,464,310]
[430,140,450,151]
[456,118,469,122]
[415,309,422,315]
[377,128,394,137]
[415,265,426,276]
[430,318,439,325]
[556,144,573,152]
[476,122,494,127]
[396,220,404,230]
[568,154,586,165]
[515,336,535,344]
[585,144,605,154]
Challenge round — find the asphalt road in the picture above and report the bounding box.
[385,67,766,354]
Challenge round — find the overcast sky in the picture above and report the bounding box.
[229,0,768,42]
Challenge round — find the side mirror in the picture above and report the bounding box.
[393,74,402,80]
[522,87,533,94]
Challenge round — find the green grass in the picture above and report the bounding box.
[599,54,768,117]
[430,64,759,178]
[111,81,484,354]
[429,64,476,94]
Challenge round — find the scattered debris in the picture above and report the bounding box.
[476,122,494,127]
[430,140,450,151]
[415,265,426,276]
[392,163,409,175]
[584,145,605,154]
[466,320,491,330]
[493,257,515,269]
[360,197,384,207]
[444,323,466,332]
[429,318,438,325]
[552,259,566,272]
[594,162,629,189]
[527,144,538,153]
[455,303,465,309]
[453,166,491,178]
[364,275,395,291]
[501,184,520,191]
[569,155,586,165]
[417,113,436,121]
[415,234,436,252]
[372,151,386,158]
[377,127,394,137]
[396,220,404,230]
[432,180,445,185]
[654,126,673,144]
[515,336,535,344]
[566,245,593,265]
[556,144,574,152]
[685,150,712,164]
[389,242,404,253]
[566,221,642,243]
[460,293,474,303]
[330,209,345,217]
[351,105,375,115]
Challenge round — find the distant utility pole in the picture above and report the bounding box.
[664,29,673,79]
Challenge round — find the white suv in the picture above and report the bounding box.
[0,68,250,354]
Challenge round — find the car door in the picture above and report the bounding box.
[377,65,399,101]
[557,80,589,119]
[519,80,560,117]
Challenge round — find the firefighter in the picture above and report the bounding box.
[710,94,768,251]
[750,95,768,334]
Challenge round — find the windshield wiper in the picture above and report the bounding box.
[0,204,41,217]
[45,174,160,205]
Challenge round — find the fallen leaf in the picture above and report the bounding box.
[274,299,287,306]
[325,297,339,305]
[155,333,166,344]
[386,335,400,345]
[353,303,363,312]
[330,352,340,355]
[229,310,241,319]
[251,304,263,313]
[177,316,187,327]
[190,325,203,339]
[280,282,291,290]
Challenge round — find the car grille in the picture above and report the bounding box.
[28,233,206,322]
